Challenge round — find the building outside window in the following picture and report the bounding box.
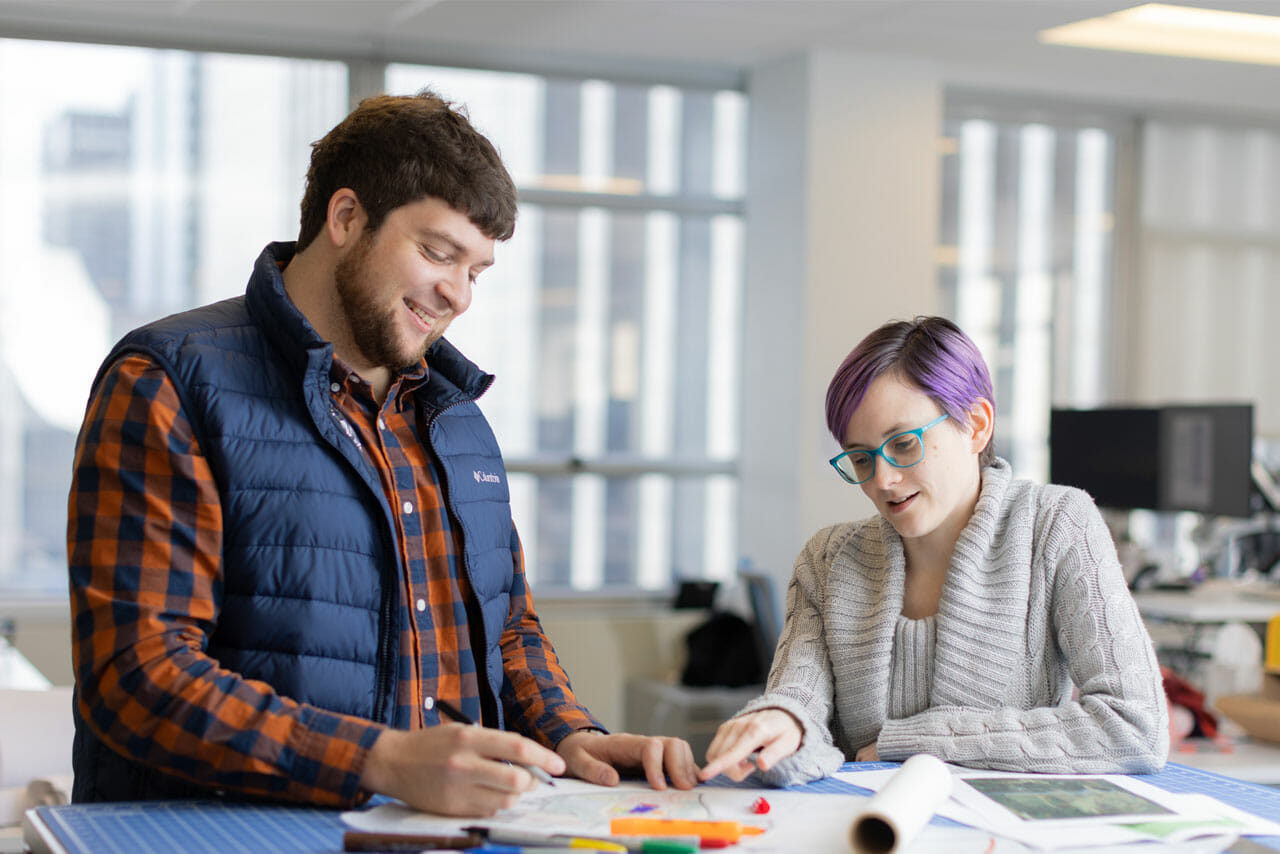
[0,39,347,597]
[936,96,1131,482]
[385,66,746,592]
[0,39,746,598]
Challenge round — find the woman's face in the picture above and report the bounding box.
[840,372,989,548]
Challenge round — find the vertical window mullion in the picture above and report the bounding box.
[1012,124,1053,482]
[637,211,678,589]
[1071,128,1110,407]
[571,207,610,590]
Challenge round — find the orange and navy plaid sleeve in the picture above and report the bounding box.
[497,526,604,746]
[68,354,384,806]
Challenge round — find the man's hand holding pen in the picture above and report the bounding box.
[359,717,566,817]
[359,696,699,817]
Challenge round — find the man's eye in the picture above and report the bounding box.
[423,246,449,263]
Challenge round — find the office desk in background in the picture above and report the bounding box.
[1133,588,1280,787]
[24,762,1280,854]
[1169,737,1280,786]
[1132,589,1280,626]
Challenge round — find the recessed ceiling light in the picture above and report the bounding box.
[1039,3,1280,65]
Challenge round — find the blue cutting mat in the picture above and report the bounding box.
[1141,762,1280,849]
[31,762,1280,853]
[33,800,346,854]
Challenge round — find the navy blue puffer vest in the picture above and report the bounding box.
[72,242,518,801]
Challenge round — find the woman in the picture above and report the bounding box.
[700,317,1168,786]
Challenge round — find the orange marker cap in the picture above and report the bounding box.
[609,819,765,842]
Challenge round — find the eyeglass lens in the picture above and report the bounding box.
[839,433,925,482]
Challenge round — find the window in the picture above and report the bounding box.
[0,41,746,598]
[937,97,1130,481]
[0,39,347,596]
[1135,120,1280,406]
[386,66,747,590]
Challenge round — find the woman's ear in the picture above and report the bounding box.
[966,397,995,453]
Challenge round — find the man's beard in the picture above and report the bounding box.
[333,234,434,372]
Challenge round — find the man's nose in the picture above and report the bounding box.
[436,268,472,313]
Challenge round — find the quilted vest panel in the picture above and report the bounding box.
[73,244,517,800]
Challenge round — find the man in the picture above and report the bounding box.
[67,91,698,817]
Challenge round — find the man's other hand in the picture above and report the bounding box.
[556,731,698,791]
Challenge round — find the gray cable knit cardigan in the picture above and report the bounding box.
[740,459,1169,786]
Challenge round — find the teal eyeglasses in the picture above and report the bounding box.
[829,413,949,485]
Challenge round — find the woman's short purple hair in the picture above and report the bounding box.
[825,316,996,467]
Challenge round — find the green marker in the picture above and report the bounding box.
[617,838,701,854]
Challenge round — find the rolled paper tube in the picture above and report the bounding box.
[849,753,954,854]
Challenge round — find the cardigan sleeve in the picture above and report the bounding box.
[732,526,848,786]
[875,490,1169,773]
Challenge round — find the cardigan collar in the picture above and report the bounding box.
[842,459,1025,735]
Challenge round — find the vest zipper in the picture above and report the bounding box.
[422,393,501,726]
[328,403,395,724]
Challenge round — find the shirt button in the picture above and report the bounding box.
[403,501,414,514]
[423,697,434,711]
[378,417,387,430]
[329,382,341,393]
[416,598,426,612]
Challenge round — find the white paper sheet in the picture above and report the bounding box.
[840,762,1253,851]
[343,780,862,851]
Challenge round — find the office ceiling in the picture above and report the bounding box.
[2,0,1280,114]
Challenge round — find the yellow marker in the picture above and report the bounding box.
[563,840,628,852]
[609,818,765,842]
[468,827,627,851]
[1267,614,1280,671]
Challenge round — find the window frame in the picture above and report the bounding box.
[0,35,748,602]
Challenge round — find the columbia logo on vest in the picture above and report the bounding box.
[473,470,501,484]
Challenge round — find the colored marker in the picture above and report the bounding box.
[343,830,480,851]
[464,827,626,851]
[434,698,556,786]
[628,841,700,854]
[609,818,765,843]
[608,837,701,854]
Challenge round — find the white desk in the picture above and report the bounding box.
[1133,590,1280,625]
[1172,737,1280,786]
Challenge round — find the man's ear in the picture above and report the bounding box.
[966,397,995,453]
[325,188,366,249]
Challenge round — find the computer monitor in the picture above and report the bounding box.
[1159,405,1254,517]
[1049,408,1162,511]
[1049,404,1254,518]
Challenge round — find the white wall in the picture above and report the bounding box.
[738,50,942,584]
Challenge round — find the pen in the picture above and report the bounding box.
[434,697,556,787]
[342,829,481,851]
[464,826,626,851]
[466,827,700,854]
[465,847,600,854]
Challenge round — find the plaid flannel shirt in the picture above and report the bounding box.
[68,352,598,806]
